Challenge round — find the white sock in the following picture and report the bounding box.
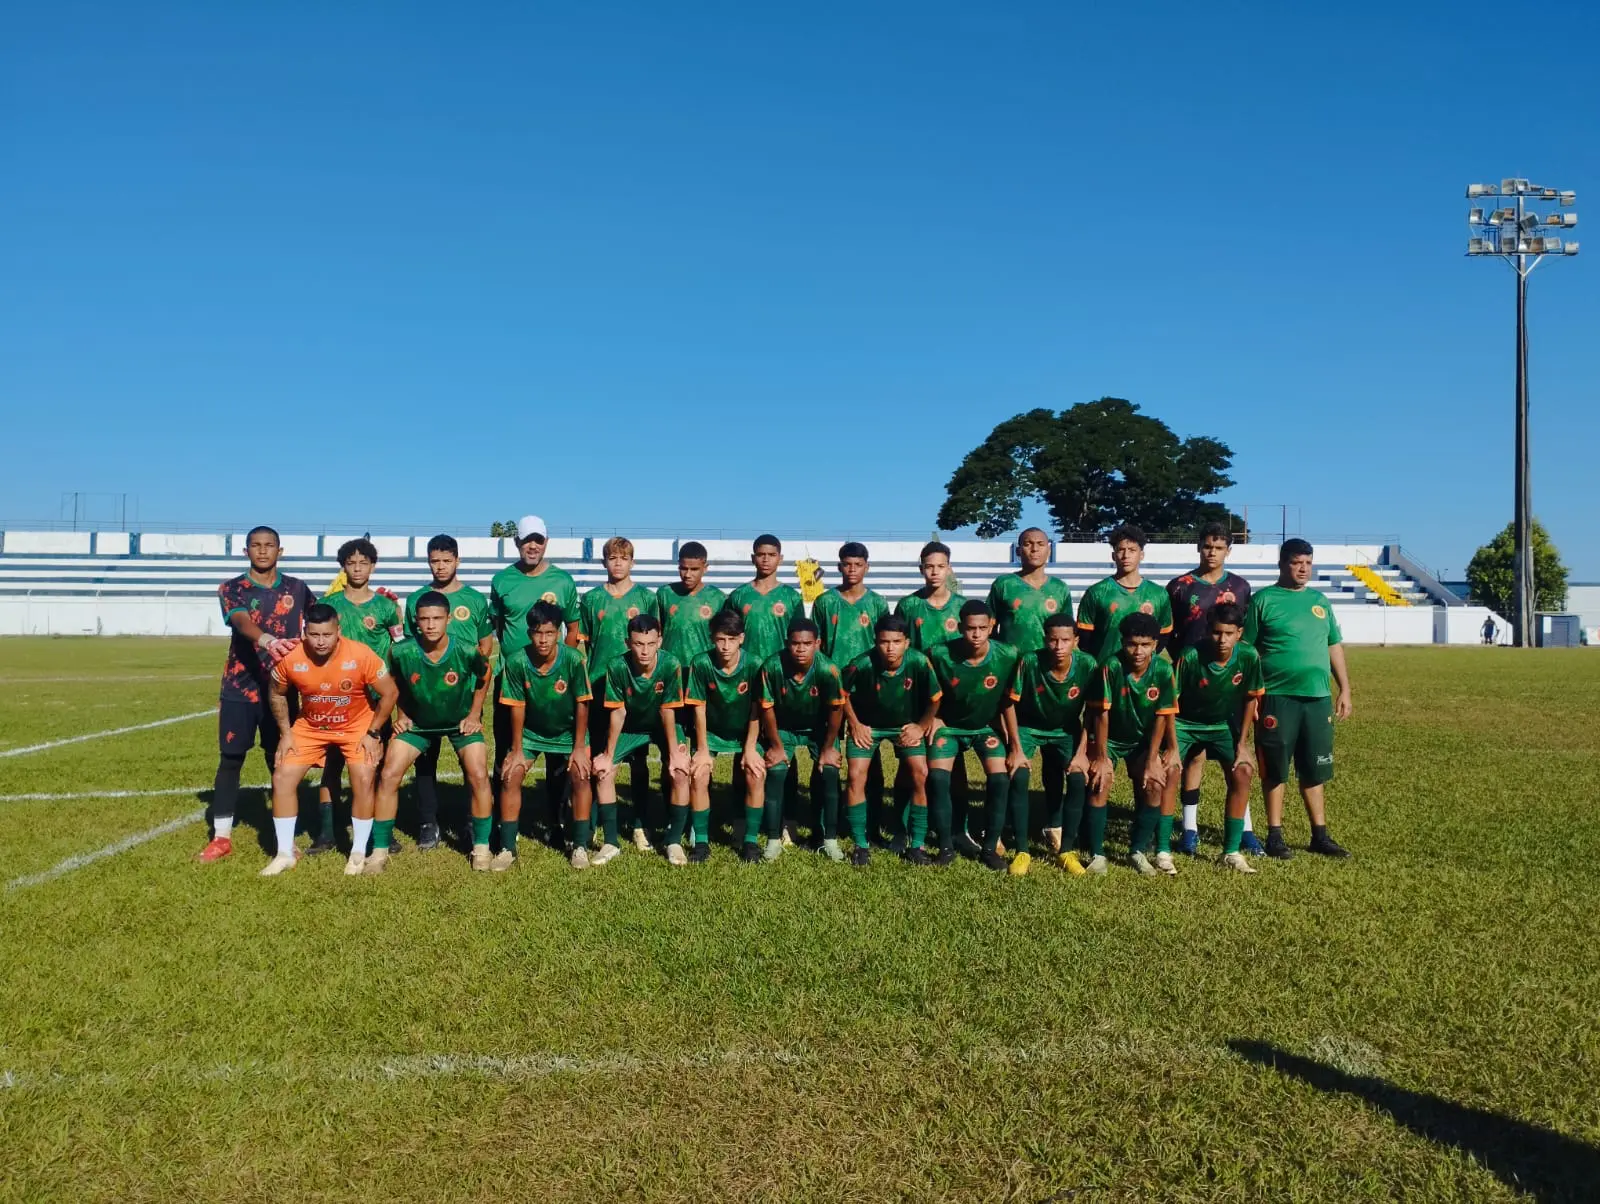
[214,817,234,840]
[1242,804,1254,833]
[352,817,373,855]
[273,816,297,856]
[1181,803,1198,831]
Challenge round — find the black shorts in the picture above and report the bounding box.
[219,696,278,757]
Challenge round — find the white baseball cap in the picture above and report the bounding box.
[515,515,548,542]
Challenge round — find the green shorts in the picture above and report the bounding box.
[1104,737,1149,768]
[845,727,928,761]
[928,726,1005,762]
[396,727,484,754]
[1257,694,1335,787]
[1176,720,1239,768]
[522,732,577,757]
[760,729,827,758]
[607,729,689,764]
[1017,727,1078,759]
[703,732,749,757]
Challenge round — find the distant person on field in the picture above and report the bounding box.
[1481,615,1496,646]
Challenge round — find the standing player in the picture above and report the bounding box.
[684,609,765,864]
[757,619,846,863]
[1173,602,1263,873]
[725,534,804,663]
[198,526,314,863]
[1011,614,1099,873]
[926,602,1027,873]
[658,541,726,663]
[988,528,1073,655]
[498,602,595,870]
[261,604,398,876]
[896,541,966,652]
[1074,525,1174,663]
[1243,539,1352,860]
[813,542,890,843]
[405,534,495,851]
[1085,613,1179,876]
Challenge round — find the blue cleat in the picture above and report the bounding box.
[1177,828,1200,856]
[1240,830,1265,856]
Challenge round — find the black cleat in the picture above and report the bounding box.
[1264,832,1294,861]
[306,834,336,856]
[416,822,441,852]
[887,835,907,856]
[1308,833,1351,859]
[850,847,871,868]
[688,843,711,864]
[740,842,762,864]
[980,850,1009,872]
[902,847,932,867]
[933,847,957,868]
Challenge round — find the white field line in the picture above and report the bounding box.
[0,674,216,684]
[5,809,206,891]
[0,769,537,804]
[0,710,213,759]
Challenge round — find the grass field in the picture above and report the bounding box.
[1,637,1597,1202]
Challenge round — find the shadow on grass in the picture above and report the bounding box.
[1229,1039,1600,1204]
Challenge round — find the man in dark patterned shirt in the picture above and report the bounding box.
[197,526,314,863]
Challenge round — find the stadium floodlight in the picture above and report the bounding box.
[1464,176,1579,646]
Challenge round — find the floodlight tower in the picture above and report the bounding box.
[1465,179,1577,647]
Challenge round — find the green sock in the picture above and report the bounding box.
[846,801,868,846]
[667,802,689,844]
[318,801,335,841]
[743,802,764,845]
[573,815,594,850]
[908,801,929,849]
[927,769,954,850]
[982,771,1009,854]
[816,766,841,839]
[1223,816,1245,855]
[500,818,519,854]
[891,776,910,840]
[692,807,710,845]
[1156,812,1175,855]
[471,815,493,847]
[1129,803,1159,854]
[372,819,394,852]
[1009,767,1030,854]
[1061,773,1087,850]
[763,765,788,840]
[1087,803,1109,857]
[598,802,619,846]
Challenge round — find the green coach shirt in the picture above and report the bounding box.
[987,573,1074,654]
[1244,585,1342,698]
[1074,576,1174,662]
[490,562,581,663]
[813,588,890,669]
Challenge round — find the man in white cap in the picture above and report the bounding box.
[490,516,582,840]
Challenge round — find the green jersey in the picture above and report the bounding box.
[498,643,592,743]
[1012,649,1098,738]
[1175,643,1264,727]
[759,651,843,734]
[813,588,890,668]
[1243,585,1343,698]
[320,590,402,659]
[725,581,804,662]
[1075,576,1174,661]
[405,583,493,651]
[927,640,1020,730]
[895,589,966,651]
[843,648,941,730]
[686,650,762,743]
[601,650,684,736]
[390,637,490,731]
[1095,652,1177,746]
[987,573,1074,653]
[579,583,661,679]
[490,562,580,663]
[657,583,727,662]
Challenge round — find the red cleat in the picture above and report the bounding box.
[196,836,233,862]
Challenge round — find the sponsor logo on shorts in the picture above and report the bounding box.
[1231,672,1244,685]
[1315,754,1334,765]
[1311,605,1327,619]
[772,602,787,618]
[1044,598,1058,613]
[554,679,568,694]
[698,604,713,619]
[453,605,470,622]
[1145,686,1160,700]
[443,671,460,686]
[362,615,377,630]
[1263,715,1278,729]
[983,674,998,690]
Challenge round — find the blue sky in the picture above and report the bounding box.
[3,1,1596,578]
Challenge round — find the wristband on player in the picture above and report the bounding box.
[256,633,278,651]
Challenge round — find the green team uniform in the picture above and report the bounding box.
[405,584,493,651]
[725,581,804,663]
[657,583,727,662]
[321,590,402,659]
[987,573,1074,654]
[842,649,941,760]
[499,643,592,754]
[758,652,843,754]
[1174,643,1264,766]
[685,650,763,754]
[1011,649,1099,757]
[813,588,890,669]
[926,640,1020,760]
[1075,576,1174,661]
[1244,585,1342,787]
[1094,652,1177,764]
[600,650,686,763]
[389,637,491,752]
[580,583,661,680]
[490,562,580,665]
[896,589,967,652]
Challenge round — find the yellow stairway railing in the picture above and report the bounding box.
[1347,563,1411,606]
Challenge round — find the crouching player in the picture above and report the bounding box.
[685,609,765,865]
[1173,603,1264,873]
[262,603,398,876]
[755,620,845,863]
[499,602,595,870]
[1011,614,1099,874]
[1085,613,1179,877]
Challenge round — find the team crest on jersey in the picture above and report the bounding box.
[626,607,639,619]
[444,671,460,686]
[362,615,377,630]
[554,679,568,695]
[1217,590,1236,605]
[1138,602,1154,614]
[1231,672,1244,685]
[274,596,294,614]
[1263,715,1278,729]
[1311,605,1327,619]
[698,604,713,619]
[983,674,998,690]
[808,685,819,697]
[453,605,470,622]
[653,680,665,694]
[1145,686,1160,700]
[858,612,871,626]
[772,602,787,617]
[1044,598,1058,613]
[1067,685,1081,699]
[540,592,557,604]
[943,617,958,632]
[736,681,749,695]
[902,677,913,690]
[339,678,352,691]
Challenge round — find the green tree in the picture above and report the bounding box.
[1465,520,1568,616]
[489,519,519,538]
[936,398,1240,539]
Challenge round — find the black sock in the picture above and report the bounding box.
[212,754,245,824]
[1311,823,1328,842]
[1268,824,1285,842]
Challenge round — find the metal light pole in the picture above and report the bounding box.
[1466,179,1577,647]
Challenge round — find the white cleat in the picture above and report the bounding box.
[1130,852,1160,877]
[362,850,390,875]
[762,838,784,862]
[489,850,516,873]
[470,844,492,872]
[570,846,591,870]
[1154,851,1179,877]
[820,838,845,863]
[632,829,654,853]
[1223,851,1257,874]
[343,852,366,876]
[781,823,796,848]
[666,843,688,866]
[1085,854,1109,876]
[592,843,621,866]
[259,851,299,877]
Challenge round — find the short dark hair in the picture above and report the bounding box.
[413,590,450,613]
[245,525,279,544]
[920,541,951,562]
[1198,522,1232,546]
[679,540,708,561]
[1279,538,1314,565]
[304,602,338,626]
[1118,612,1161,643]
[626,614,662,636]
[874,613,910,636]
[709,608,744,637]
[1043,614,1077,633]
[1108,524,1146,548]
[753,533,781,553]
[426,534,459,556]
[786,618,819,640]
[839,541,869,561]
[1207,601,1244,629]
[958,600,991,622]
[1018,526,1049,542]
[337,538,378,565]
[526,601,565,631]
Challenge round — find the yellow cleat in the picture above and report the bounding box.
[1007,852,1031,877]
[1057,850,1087,876]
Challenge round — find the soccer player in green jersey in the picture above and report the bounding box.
[725,534,804,663]
[1243,538,1352,860]
[658,541,727,663]
[988,527,1073,654]
[842,615,941,867]
[405,534,495,851]
[1011,614,1099,874]
[897,541,966,652]
[684,608,765,865]
[813,542,890,844]
[594,615,690,865]
[756,619,846,863]
[371,592,494,872]
[1086,612,1180,876]
[927,601,1028,873]
[1173,602,1264,873]
[1075,524,1175,662]
[499,602,595,869]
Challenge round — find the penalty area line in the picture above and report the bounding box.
[5,809,206,891]
[0,710,214,759]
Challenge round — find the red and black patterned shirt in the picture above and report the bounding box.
[217,572,314,703]
[1165,571,1253,654]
